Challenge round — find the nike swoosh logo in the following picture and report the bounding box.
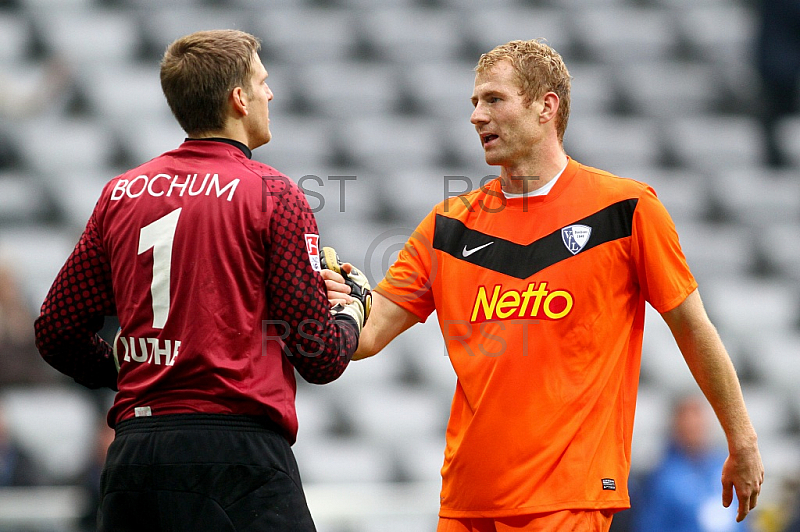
[462,241,494,257]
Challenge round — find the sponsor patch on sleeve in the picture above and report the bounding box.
[305,234,321,272]
[601,478,616,491]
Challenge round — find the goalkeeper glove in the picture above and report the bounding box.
[320,246,372,333]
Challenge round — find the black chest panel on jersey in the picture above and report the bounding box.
[432,198,638,279]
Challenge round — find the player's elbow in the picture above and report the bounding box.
[33,313,54,358]
[299,366,347,385]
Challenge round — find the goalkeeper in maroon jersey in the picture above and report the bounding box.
[33,30,368,532]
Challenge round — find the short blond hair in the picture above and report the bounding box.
[476,39,571,143]
[160,30,261,136]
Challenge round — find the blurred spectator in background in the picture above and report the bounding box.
[756,0,800,168]
[0,58,70,119]
[784,506,800,531]
[0,262,56,386]
[631,395,749,532]
[0,57,71,169]
[773,475,800,532]
[0,404,42,487]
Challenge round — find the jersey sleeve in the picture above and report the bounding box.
[375,210,437,322]
[34,209,119,390]
[631,187,698,313]
[263,176,357,384]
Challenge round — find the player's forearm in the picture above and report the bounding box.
[353,321,381,360]
[34,310,118,389]
[270,262,358,383]
[664,292,757,449]
[674,319,757,449]
[34,217,118,389]
[352,291,419,361]
[287,315,358,384]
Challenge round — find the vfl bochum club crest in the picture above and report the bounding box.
[562,224,592,255]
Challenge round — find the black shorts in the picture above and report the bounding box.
[98,414,316,532]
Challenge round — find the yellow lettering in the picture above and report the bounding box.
[470,285,501,322]
[544,291,573,319]
[471,282,574,322]
[496,290,520,319]
[525,282,549,318]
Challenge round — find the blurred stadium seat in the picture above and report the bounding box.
[295,61,401,119]
[377,165,474,225]
[337,116,444,173]
[571,7,679,64]
[709,166,800,227]
[139,7,248,56]
[617,61,719,118]
[640,306,702,394]
[0,14,32,62]
[1,386,97,482]
[665,116,767,170]
[676,5,757,65]
[249,7,359,65]
[741,386,795,440]
[0,172,51,225]
[81,64,170,122]
[16,0,93,7]
[675,221,757,282]
[32,9,142,66]
[756,222,800,283]
[54,169,115,230]
[339,384,448,447]
[357,7,465,64]
[564,114,664,172]
[620,167,711,224]
[750,332,800,395]
[462,8,573,58]
[776,116,800,166]
[566,62,619,117]
[255,116,337,172]
[0,225,79,311]
[15,116,118,174]
[1,0,797,528]
[112,114,185,167]
[400,61,477,119]
[631,385,672,473]
[294,436,396,484]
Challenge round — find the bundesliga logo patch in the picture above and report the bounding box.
[561,224,592,255]
[305,234,321,272]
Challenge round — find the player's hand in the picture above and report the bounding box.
[320,268,352,308]
[721,443,764,522]
[320,247,372,332]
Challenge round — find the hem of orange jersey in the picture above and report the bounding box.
[438,500,631,519]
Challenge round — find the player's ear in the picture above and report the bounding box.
[231,86,248,116]
[539,92,559,125]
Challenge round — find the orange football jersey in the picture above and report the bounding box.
[376,158,697,517]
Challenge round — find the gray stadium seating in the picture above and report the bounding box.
[1,1,797,529]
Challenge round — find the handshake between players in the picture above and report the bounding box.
[320,247,372,334]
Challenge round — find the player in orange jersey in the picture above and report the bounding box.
[324,39,763,532]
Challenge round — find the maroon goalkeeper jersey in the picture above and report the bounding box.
[35,139,357,442]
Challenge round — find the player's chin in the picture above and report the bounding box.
[483,151,503,166]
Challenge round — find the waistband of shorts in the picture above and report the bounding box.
[114,413,285,436]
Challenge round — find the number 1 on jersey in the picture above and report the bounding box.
[138,208,182,329]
